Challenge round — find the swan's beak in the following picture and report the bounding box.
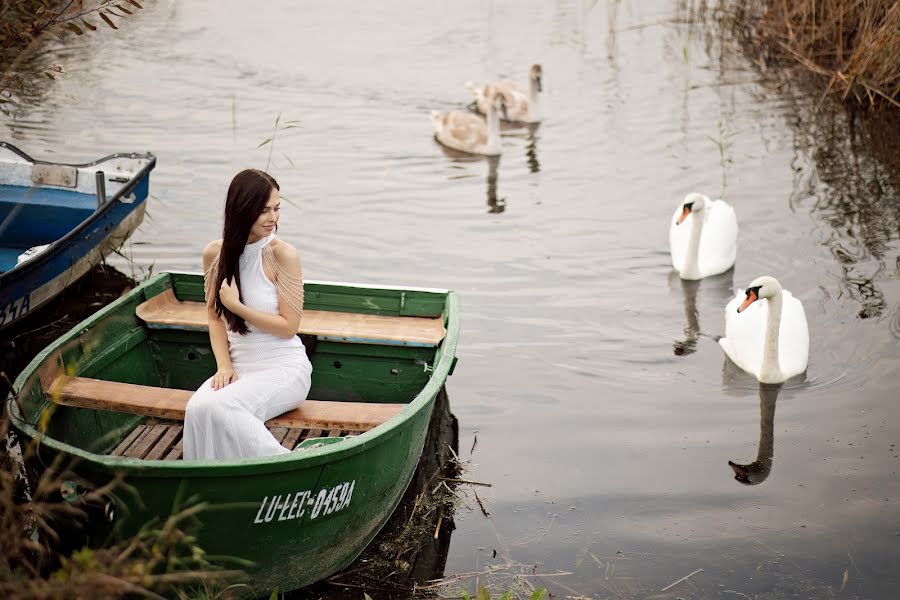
[536,76,543,92]
[500,99,509,121]
[737,289,758,313]
[676,205,691,225]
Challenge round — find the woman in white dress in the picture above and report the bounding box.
[183,169,312,460]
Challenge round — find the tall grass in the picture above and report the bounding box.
[716,0,900,109]
[0,408,244,599]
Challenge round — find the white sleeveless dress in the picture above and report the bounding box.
[183,233,313,460]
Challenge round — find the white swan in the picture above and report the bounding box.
[719,276,809,384]
[431,92,507,156]
[669,193,737,280]
[467,64,542,123]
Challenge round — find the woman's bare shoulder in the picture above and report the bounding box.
[203,239,223,259]
[271,237,300,262]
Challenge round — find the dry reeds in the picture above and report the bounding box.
[0,1,141,106]
[719,0,900,109]
[0,411,243,599]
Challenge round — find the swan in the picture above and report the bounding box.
[431,92,507,156]
[669,193,737,280]
[466,64,542,123]
[719,276,809,384]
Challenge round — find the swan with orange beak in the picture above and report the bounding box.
[719,276,809,384]
[669,193,737,280]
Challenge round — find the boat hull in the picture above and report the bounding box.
[0,142,155,330]
[50,399,435,592]
[8,272,459,595]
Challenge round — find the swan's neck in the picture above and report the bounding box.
[760,293,784,383]
[528,79,541,120]
[486,105,501,153]
[682,210,704,278]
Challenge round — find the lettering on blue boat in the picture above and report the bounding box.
[0,292,30,327]
[252,480,355,525]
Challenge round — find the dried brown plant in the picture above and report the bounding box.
[718,0,900,109]
[0,0,143,106]
[0,410,244,599]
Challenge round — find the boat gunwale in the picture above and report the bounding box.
[8,272,461,478]
[0,141,157,286]
[164,270,452,295]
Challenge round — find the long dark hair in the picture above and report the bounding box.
[214,169,279,334]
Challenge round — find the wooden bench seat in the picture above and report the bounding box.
[136,289,446,347]
[50,376,405,431]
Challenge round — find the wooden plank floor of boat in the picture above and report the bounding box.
[110,421,363,460]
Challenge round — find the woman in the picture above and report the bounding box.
[183,169,312,460]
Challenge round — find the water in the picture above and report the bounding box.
[3,1,900,597]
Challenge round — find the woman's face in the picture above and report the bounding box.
[249,188,280,242]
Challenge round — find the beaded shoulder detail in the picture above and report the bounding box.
[203,239,304,318]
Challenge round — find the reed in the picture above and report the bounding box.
[717,0,900,109]
[0,410,245,598]
[0,1,141,104]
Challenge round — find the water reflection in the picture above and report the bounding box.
[436,144,506,214]
[524,123,541,173]
[497,122,541,174]
[485,155,505,213]
[728,384,780,486]
[672,277,700,356]
[683,2,900,320]
[668,268,734,356]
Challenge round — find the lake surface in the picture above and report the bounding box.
[3,1,899,597]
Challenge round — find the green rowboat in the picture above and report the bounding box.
[6,271,460,595]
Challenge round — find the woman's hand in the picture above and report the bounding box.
[211,367,237,390]
[219,277,242,311]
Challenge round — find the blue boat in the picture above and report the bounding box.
[0,142,156,330]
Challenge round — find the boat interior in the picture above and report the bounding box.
[19,274,452,460]
[0,146,155,272]
[0,185,97,271]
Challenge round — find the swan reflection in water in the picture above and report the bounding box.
[667,268,734,356]
[436,144,506,213]
[497,121,541,174]
[522,123,541,173]
[436,120,540,213]
[485,155,504,213]
[728,384,781,486]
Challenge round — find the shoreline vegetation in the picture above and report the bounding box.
[0,0,141,108]
[0,411,245,599]
[699,0,900,110]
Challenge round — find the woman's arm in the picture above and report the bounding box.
[203,241,236,390]
[219,242,303,340]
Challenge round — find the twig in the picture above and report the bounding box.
[537,575,584,597]
[434,510,444,539]
[439,477,492,487]
[473,490,490,517]
[325,580,392,592]
[660,568,704,592]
